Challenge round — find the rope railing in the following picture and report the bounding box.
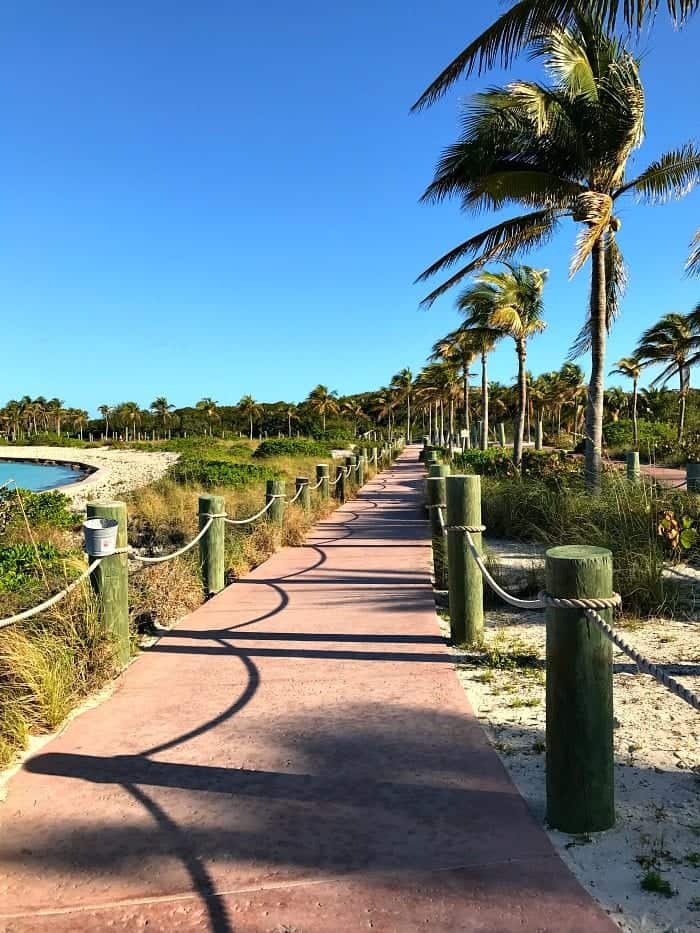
[435,503,700,712]
[129,516,217,564]
[0,559,102,629]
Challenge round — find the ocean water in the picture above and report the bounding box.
[0,459,85,492]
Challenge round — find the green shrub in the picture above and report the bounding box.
[603,419,677,457]
[170,458,277,488]
[0,542,62,591]
[8,433,100,449]
[3,489,77,529]
[252,438,330,459]
[452,448,581,482]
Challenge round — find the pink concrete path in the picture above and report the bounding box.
[0,449,616,932]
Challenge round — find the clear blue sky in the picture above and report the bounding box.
[1,1,698,414]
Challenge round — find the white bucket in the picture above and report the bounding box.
[83,517,119,557]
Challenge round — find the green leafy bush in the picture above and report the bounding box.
[452,448,581,482]
[602,419,676,457]
[8,433,101,449]
[170,458,277,488]
[252,438,330,459]
[0,542,62,591]
[4,489,77,529]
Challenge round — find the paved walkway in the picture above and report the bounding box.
[0,450,615,932]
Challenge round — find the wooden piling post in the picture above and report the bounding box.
[357,456,365,487]
[498,422,506,447]
[198,493,225,596]
[535,420,543,451]
[87,501,130,668]
[316,463,329,500]
[266,479,285,527]
[626,450,640,482]
[446,474,484,645]
[687,462,700,491]
[544,545,615,833]
[345,455,356,492]
[296,477,311,512]
[335,464,346,502]
[427,474,449,590]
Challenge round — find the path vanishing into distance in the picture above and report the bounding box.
[0,449,615,932]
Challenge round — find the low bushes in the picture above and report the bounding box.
[602,419,677,460]
[252,438,330,459]
[452,448,581,482]
[170,458,277,488]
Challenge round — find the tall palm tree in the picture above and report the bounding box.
[636,312,700,439]
[72,409,88,441]
[431,329,477,444]
[609,356,642,447]
[47,398,65,436]
[342,400,365,437]
[151,397,175,435]
[390,368,414,441]
[416,13,700,489]
[307,384,339,433]
[98,404,111,439]
[461,266,547,465]
[284,404,299,438]
[604,386,628,422]
[196,398,219,436]
[238,395,262,440]
[411,0,698,111]
[120,402,141,442]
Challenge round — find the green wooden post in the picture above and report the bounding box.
[316,463,329,500]
[498,422,506,447]
[87,501,130,668]
[626,450,640,483]
[357,456,365,487]
[687,462,700,491]
[427,475,449,590]
[545,545,615,833]
[425,449,439,468]
[296,476,311,512]
[446,474,484,645]
[266,479,285,527]
[335,464,346,502]
[198,493,225,596]
[345,455,356,492]
[535,420,543,451]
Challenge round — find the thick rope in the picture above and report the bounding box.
[0,560,102,628]
[289,484,306,504]
[435,505,700,711]
[309,476,325,490]
[223,497,277,525]
[129,517,215,563]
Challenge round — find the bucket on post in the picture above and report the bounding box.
[83,517,119,557]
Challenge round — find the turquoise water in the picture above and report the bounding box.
[0,459,86,492]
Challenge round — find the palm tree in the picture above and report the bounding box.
[151,397,175,435]
[609,356,642,447]
[390,368,414,442]
[47,398,65,436]
[98,404,111,439]
[411,0,698,111]
[342,400,366,437]
[431,329,477,444]
[307,384,339,433]
[238,395,262,440]
[416,13,700,489]
[635,312,700,439]
[120,402,141,442]
[284,404,299,438]
[72,409,88,441]
[604,386,628,422]
[196,398,219,436]
[460,266,547,465]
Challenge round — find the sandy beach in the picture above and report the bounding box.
[446,538,700,932]
[0,446,178,508]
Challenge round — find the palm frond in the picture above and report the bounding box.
[686,228,700,276]
[616,143,700,202]
[568,230,626,357]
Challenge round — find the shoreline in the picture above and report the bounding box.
[0,447,178,508]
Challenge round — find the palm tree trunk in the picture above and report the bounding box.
[407,392,411,443]
[513,339,527,467]
[679,369,687,440]
[464,361,471,449]
[449,397,455,448]
[632,378,638,449]
[481,351,488,451]
[249,415,253,441]
[584,237,607,491]
[428,404,432,441]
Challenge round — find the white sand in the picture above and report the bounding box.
[0,446,178,509]
[444,538,700,932]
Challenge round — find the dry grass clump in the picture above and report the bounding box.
[0,583,117,768]
[129,557,204,632]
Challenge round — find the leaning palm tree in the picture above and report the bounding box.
[237,395,261,440]
[390,368,414,442]
[307,384,339,433]
[461,266,547,466]
[151,397,175,434]
[416,13,700,489]
[609,356,642,447]
[411,0,698,111]
[635,313,700,440]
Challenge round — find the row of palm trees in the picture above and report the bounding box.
[413,1,700,488]
[0,397,89,441]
